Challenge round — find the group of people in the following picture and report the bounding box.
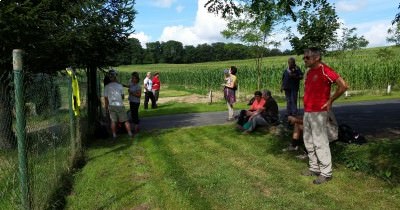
[103,71,161,139]
[224,47,348,185]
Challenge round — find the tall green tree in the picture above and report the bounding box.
[161,40,184,63]
[288,0,340,54]
[393,3,400,24]
[336,27,369,51]
[116,37,143,65]
[387,22,400,46]
[0,0,81,149]
[183,45,196,63]
[145,41,162,63]
[0,0,136,148]
[220,3,286,89]
[68,0,136,131]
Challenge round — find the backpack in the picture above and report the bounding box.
[338,124,367,145]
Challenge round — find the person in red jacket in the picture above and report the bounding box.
[152,72,161,102]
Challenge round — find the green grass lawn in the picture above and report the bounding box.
[65,125,400,210]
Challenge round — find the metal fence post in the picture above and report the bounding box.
[13,49,30,209]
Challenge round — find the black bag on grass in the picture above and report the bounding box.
[338,124,367,145]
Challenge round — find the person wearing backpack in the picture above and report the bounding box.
[301,47,348,184]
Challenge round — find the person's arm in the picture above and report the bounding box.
[322,77,348,111]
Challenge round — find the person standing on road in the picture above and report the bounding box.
[143,72,157,109]
[301,47,348,184]
[104,70,133,139]
[128,72,141,134]
[152,72,161,102]
[281,57,303,116]
[223,66,238,121]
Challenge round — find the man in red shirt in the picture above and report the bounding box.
[152,72,161,102]
[302,47,348,184]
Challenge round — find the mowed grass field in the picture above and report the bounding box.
[66,125,400,210]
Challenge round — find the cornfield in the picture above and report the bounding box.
[118,47,400,97]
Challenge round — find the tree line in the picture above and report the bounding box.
[116,39,293,65]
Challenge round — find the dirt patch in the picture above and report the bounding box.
[157,92,225,104]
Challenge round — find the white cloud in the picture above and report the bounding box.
[176,5,184,13]
[129,32,152,48]
[342,19,392,47]
[149,0,176,8]
[360,22,391,47]
[159,0,229,46]
[336,0,367,12]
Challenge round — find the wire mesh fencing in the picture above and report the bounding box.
[0,67,88,209]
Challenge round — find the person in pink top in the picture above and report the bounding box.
[301,47,348,185]
[152,72,161,102]
[237,91,265,126]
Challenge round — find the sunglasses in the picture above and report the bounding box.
[303,56,312,60]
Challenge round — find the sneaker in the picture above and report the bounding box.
[313,175,332,184]
[282,144,299,152]
[296,154,308,160]
[301,169,320,176]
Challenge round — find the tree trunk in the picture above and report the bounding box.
[86,65,100,137]
[0,77,16,150]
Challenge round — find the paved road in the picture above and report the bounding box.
[141,99,400,138]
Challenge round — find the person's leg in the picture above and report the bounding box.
[247,115,268,132]
[285,90,292,116]
[110,121,117,138]
[311,111,332,178]
[153,90,159,102]
[124,121,133,137]
[227,102,234,120]
[132,102,140,133]
[149,92,157,108]
[108,107,118,138]
[144,92,149,109]
[303,113,320,173]
[291,89,299,116]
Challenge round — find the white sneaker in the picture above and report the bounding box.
[282,145,298,152]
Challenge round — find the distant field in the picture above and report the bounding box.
[115,46,400,95]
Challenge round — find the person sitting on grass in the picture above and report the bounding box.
[242,90,279,133]
[237,91,266,126]
[283,115,304,152]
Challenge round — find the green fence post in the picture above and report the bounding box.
[67,68,77,163]
[13,49,30,209]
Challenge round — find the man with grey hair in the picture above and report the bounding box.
[243,90,279,133]
[281,57,303,116]
[301,47,348,184]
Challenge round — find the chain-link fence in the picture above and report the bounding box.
[0,52,88,209]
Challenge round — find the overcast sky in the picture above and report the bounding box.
[131,0,398,50]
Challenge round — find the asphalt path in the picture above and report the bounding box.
[140,99,400,138]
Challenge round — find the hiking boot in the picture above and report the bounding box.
[313,175,332,184]
[282,144,298,152]
[301,169,320,176]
